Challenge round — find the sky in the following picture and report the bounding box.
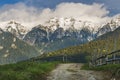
[0,0,120,29]
[0,0,120,16]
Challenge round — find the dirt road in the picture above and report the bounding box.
[47,63,109,80]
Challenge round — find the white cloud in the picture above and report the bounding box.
[0,3,41,22]
[0,2,112,29]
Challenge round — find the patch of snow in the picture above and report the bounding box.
[3,53,9,58]
[11,43,17,49]
[0,46,3,50]
[13,38,16,42]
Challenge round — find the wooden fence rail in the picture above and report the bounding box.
[91,50,120,66]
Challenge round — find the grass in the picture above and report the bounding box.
[81,63,120,79]
[82,64,120,71]
[0,61,59,80]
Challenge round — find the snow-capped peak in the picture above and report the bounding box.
[0,16,120,40]
[43,17,100,33]
[109,15,120,31]
[3,20,28,38]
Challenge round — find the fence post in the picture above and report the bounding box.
[63,55,65,62]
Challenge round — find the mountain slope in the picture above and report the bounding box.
[39,26,120,62]
[23,16,120,52]
[24,25,95,52]
[0,29,40,64]
[97,26,120,40]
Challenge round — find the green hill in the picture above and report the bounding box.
[0,29,40,64]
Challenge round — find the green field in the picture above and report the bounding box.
[0,61,59,80]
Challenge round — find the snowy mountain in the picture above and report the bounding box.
[97,15,120,36]
[0,16,120,52]
[0,21,29,39]
[22,20,96,52]
[24,17,120,52]
[43,17,98,32]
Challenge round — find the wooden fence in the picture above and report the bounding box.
[91,50,120,66]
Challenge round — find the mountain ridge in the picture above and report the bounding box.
[0,16,120,52]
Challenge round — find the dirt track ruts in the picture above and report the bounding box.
[47,63,109,80]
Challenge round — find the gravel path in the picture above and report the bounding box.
[47,63,108,80]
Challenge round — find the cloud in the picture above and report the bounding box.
[0,3,41,22]
[48,3,110,23]
[0,2,112,29]
[96,0,120,15]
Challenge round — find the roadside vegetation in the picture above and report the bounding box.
[82,64,120,71]
[0,61,59,80]
[82,64,120,80]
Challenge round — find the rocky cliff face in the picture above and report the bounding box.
[23,24,95,52]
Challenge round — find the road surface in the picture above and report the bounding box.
[47,63,109,80]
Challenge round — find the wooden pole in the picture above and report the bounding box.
[63,55,64,62]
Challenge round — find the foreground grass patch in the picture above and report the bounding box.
[82,64,120,79]
[82,64,120,71]
[0,61,59,80]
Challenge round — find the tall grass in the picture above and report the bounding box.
[0,61,59,80]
